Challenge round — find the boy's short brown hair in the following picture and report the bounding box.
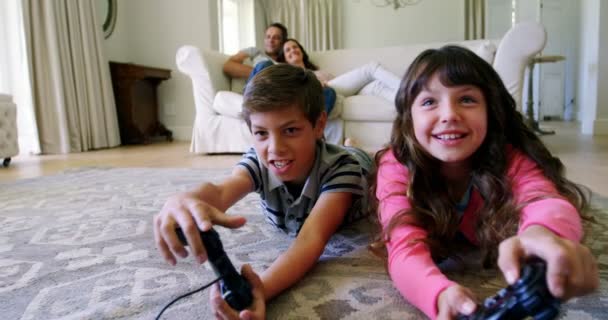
[242,64,324,128]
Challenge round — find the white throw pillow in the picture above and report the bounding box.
[212,91,244,118]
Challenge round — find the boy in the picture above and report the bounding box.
[153,64,373,318]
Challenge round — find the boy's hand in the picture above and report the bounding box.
[437,284,477,320]
[210,264,266,320]
[497,225,599,300]
[153,192,246,265]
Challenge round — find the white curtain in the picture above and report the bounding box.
[465,0,486,40]
[21,0,120,154]
[0,0,40,154]
[259,0,341,51]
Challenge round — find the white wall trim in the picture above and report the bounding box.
[167,126,192,141]
[593,118,608,135]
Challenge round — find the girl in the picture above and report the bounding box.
[373,45,598,319]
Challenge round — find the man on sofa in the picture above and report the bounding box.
[222,22,288,79]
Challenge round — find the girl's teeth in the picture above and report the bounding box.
[437,134,463,140]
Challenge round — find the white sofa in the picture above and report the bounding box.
[176,22,546,154]
[0,94,19,166]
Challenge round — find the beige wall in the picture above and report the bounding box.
[341,0,465,49]
[101,0,130,62]
[102,0,218,141]
[578,0,608,135]
[596,0,608,134]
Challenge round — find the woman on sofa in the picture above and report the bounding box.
[277,38,402,104]
[276,38,404,106]
[249,38,402,114]
[248,39,337,116]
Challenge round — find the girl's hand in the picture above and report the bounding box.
[437,284,477,320]
[497,225,599,300]
[210,264,266,320]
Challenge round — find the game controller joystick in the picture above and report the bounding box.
[457,259,560,320]
[175,227,253,311]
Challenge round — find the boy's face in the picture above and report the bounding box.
[249,105,326,185]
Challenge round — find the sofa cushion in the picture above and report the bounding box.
[213,90,344,120]
[212,91,244,118]
[231,78,247,94]
[341,95,396,122]
[472,41,497,64]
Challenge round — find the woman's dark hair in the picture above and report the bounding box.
[371,45,590,264]
[277,38,318,71]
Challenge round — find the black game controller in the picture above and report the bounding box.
[175,227,253,311]
[457,259,560,320]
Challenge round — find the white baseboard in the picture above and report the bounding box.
[593,118,608,135]
[166,126,192,141]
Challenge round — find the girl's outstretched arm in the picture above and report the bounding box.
[507,148,583,241]
[377,150,460,319]
[498,149,598,300]
[497,225,598,300]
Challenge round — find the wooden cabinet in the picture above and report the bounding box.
[109,61,172,144]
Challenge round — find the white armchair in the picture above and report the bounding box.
[0,94,19,166]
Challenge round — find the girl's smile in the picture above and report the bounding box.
[411,73,487,175]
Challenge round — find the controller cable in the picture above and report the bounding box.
[155,276,222,320]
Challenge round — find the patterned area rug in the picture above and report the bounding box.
[0,167,606,319]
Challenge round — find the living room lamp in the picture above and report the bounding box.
[371,0,422,10]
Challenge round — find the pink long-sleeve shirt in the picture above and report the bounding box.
[376,148,583,319]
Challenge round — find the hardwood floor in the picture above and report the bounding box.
[1,121,607,196]
[0,142,241,182]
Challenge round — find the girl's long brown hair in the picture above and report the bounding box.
[370,45,590,264]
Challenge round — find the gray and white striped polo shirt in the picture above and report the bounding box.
[237,141,373,236]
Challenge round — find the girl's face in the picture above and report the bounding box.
[411,73,487,173]
[283,40,304,66]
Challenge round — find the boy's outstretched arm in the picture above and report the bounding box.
[154,167,254,265]
[262,191,353,300]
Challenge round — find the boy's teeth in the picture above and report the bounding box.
[274,160,288,168]
[437,134,463,140]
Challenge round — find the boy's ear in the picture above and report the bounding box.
[314,111,327,139]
